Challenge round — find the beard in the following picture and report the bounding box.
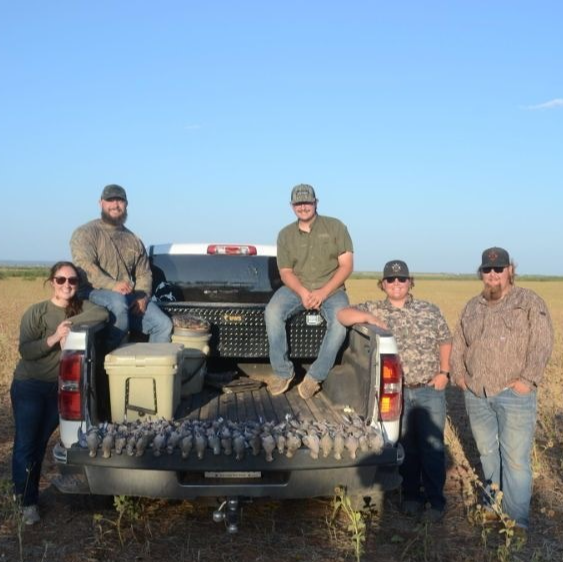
[482,283,503,302]
[101,208,127,227]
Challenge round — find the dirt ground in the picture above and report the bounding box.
[1,384,562,562]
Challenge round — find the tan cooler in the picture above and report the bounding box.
[104,343,184,422]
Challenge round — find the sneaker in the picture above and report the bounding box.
[22,504,40,525]
[422,506,445,523]
[268,375,294,396]
[401,500,424,518]
[297,375,321,400]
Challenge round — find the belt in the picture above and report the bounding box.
[404,382,430,389]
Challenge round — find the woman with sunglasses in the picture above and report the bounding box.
[11,261,108,525]
[338,259,451,523]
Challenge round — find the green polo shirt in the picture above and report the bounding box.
[277,214,353,291]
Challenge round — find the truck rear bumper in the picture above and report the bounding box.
[53,442,403,500]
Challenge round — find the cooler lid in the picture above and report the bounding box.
[104,343,184,368]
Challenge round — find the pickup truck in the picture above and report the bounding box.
[53,243,404,529]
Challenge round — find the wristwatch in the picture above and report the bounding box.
[439,370,450,377]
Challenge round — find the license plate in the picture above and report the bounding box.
[204,471,261,479]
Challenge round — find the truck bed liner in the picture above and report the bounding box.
[178,384,345,427]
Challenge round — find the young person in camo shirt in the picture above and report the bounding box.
[338,259,451,523]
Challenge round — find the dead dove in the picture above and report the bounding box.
[208,433,221,455]
[233,434,246,461]
[261,433,276,462]
[135,432,151,456]
[320,432,333,458]
[180,434,193,459]
[195,431,207,459]
[285,432,301,458]
[152,433,166,457]
[166,430,181,454]
[114,433,127,455]
[275,433,286,455]
[333,431,345,460]
[303,432,320,460]
[86,427,100,458]
[220,426,233,456]
[367,429,384,453]
[101,432,114,459]
[345,434,359,459]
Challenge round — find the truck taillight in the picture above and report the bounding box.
[207,244,257,255]
[379,354,403,421]
[59,350,83,420]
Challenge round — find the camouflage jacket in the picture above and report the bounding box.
[355,295,451,385]
[70,219,152,297]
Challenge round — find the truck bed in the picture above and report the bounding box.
[55,322,403,501]
[178,382,345,427]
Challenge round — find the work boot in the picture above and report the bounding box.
[268,375,294,396]
[422,506,445,523]
[401,500,424,518]
[298,375,321,400]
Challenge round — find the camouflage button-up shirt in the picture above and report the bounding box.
[355,295,451,385]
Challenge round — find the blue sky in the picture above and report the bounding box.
[1,1,562,274]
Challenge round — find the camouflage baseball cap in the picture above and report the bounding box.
[383,260,410,278]
[291,184,316,204]
[101,184,127,201]
[481,247,510,268]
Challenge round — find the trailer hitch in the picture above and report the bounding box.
[212,497,240,533]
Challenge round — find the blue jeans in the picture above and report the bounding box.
[400,386,447,510]
[87,289,173,351]
[464,388,537,528]
[11,379,60,506]
[264,287,349,381]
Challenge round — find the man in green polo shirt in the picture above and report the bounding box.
[265,184,354,399]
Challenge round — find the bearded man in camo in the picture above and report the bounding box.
[70,184,172,351]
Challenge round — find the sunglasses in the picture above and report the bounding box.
[481,266,505,274]
[384,276,409,284]
[54,276,79,286]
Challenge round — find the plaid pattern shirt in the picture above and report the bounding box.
[451,286,553,397]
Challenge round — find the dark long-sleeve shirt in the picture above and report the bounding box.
[451,286,553,397]
[14,299,108,382]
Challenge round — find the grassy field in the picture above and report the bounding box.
[0,275,561,561]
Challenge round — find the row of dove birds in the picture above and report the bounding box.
[83,413,384,462]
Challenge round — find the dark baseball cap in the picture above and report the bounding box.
[291,184,316,204]
[481,247,510,269]
[101,184,127,201]
[383,260,410,278]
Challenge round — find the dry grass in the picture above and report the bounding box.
[0,275,562,561]
[0,278,50,386]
